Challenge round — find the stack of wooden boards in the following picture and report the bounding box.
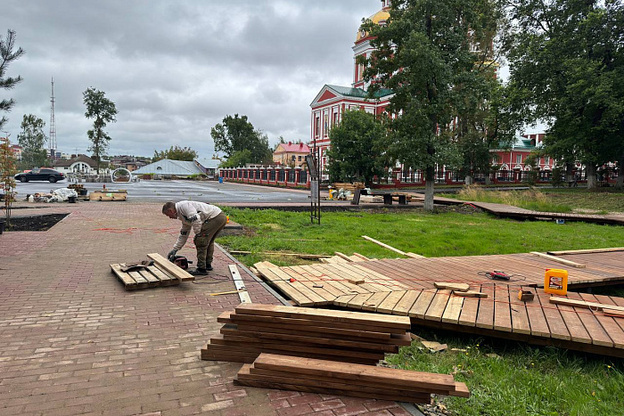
[110,253,194,290]
[201,303,412,365]
[235,353,469,404]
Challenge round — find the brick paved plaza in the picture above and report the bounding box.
[0,202,412,416]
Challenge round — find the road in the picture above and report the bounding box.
[13,179,312,203]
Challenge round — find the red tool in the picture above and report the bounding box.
[171,255,192,270]
[488,270,511,280]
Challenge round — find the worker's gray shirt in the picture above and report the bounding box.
[173,200,222,250]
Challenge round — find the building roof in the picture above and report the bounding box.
[53,154,98,168]
[274,142,310,154]
[132,159,204,176]
[195,158,221,170]
[326,84,393,99]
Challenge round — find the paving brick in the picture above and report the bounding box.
[310,398,346,412]
[0,202,401,416]
[277,403,314,416]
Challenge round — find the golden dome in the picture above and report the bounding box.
[356,9,390,42]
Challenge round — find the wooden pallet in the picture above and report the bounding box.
[201,303,411,365]
[110,260,190,290]
[234,353,469,404]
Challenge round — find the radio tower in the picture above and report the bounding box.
[49,77,57,160]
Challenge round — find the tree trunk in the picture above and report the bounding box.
[586,164,597,189]
[565,163,574,186]
[465,175,473,185]
[424,166,435,211]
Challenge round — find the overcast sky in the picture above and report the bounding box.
[1,0,381,158]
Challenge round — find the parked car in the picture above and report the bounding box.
[15,168,66,183]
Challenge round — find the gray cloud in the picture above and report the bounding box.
[1,0,378,158]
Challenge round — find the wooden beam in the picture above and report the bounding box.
[434,282,470,292]
[549,296,624,313]
[230,250,330,259]
[229,264,252,304]
[147,253,194,281]
[529,252,586,268]
[334,252,355,262]
[547,247,624,256]
[362,235,407,256]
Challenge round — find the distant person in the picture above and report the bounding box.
[162,200,227,276]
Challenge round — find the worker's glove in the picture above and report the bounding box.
[167,249,178,261]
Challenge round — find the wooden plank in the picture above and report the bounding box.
[361,291,391,312]
[226,313,395,341]
[229,264,252,304]
[136,269,159,284]
[362,235,407,256]
[556,301,592,344]
[535,290,570,341]
[453,291,487,298]
[549,297,624,313]
[334,252,355,262]
[110,264,139,288]
[235,303,411,330]
[254,264,317,307]
[253,354,458,392]
[219,328,399,353]
[408,289,437,319]
[147,265,177,283]
[246,366,452,398]
[475,284,496,329]
[509,287,531,335]
[346,293,376,310]
[392,290,421,316]
[442,295,464,324]
[352,253,371,261]
[424,290,451,321]
[562,293,613,347]
[376,290,408,314]
[236,372,432,404]
[493,285,512,333]
[435,282,470,292]
[147,252,194,281]
[529,251,586,268]
[458,284,481,327]
[547,247,624,256]
[578,293,624,348]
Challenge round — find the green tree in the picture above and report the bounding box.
[503,0,624,189]
[17,114,49,169]
[362,0,501,210]
[326,109,387,187]
[0,136,17,226]
[0,30,24,130]
[83,87,117,174]
[219,149,253,168]
[153,145,198,162]
[211,114,272,165]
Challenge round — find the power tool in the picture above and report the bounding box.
[171,255,192,270]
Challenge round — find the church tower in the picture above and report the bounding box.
[353,1,391,89]
[310,1,394,177]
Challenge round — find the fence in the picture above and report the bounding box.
[219,166,309,188]
[220,166,619,189]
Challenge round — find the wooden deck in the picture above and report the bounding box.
[426,195,624,225]
[254,249,624,357]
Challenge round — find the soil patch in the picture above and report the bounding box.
[2,214,68,232]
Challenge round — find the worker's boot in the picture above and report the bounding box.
[190,268,208,276]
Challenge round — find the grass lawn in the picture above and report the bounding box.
[218,204,624,415]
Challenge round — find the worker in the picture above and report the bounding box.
[162,200,228,276]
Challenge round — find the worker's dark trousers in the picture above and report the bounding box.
[193,213,228,270]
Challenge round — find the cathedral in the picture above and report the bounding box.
[310,1,393,176]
